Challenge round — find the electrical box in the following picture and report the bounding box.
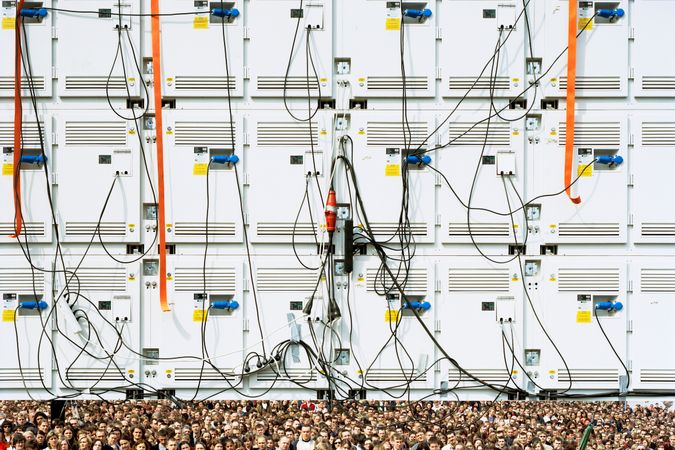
[439,0,525,99]
[0,0,53,98]
[523,256,627,391]
[541,1,628,98]
[248,0,333,98]
[53,257,141,390]
[528,110,628,245]
[349,110,436,244]
[56,1,142,98]
[160,0,244,98]
[436,113,526,247]
[0,256,53,389]
[163,110,244,244]
[633,1,675,97]
[56,111,141,244]
[247,111,330,244]
[0,112,53,244]
[340,0,436,98]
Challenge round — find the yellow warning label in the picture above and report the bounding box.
[128,129,136,135]
[578,17,593,31]
[385,163,401,177]
[193,309,206,322]
[2,309,15,322]
[576,310,592,323]
[549,224,557,229]
[385,17,401,31]
[550,277,557,282]
[193,16,209,29]
[385,310,400,323]
[166,274,173,281]
[2,163,14,176]
[548,369,557,374]
[319,78,328,83]
[512,277,519,282]
[357,129,365,135]
[193,163,208,176]
[357,77,366,83]
[357,276,365,283]
[166,128,174,135]
[320,130,328,135]
[512,130,520,136]
[2,17,16,30]
[578,164,593,177]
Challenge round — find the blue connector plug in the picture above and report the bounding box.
[596,301,623,312]
[20,8,48,18]
[403,9,432,19]
[597,8,624,19]
[406,155,432,165]
[211,154,239,165]
[403,301,431,311]
[596,155,623,166]
[19,300,48,311]
[211,300,240,310]
[211,7,240,18]
[20,154,45,165]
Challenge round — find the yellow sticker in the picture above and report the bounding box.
[385,310,400,323]
[511,277,519,282]
[193,163,208,176]
[550,130,558,136]
[512,130,520,135]
[357,276,365,282]
[548,370,557,375]
[166,128,174,135]
[513,224,519,229]
[512,370,519,375]
[550,277,557,282]
[319,78,328,82]
[2,163,14,176]
[385,17,401,31]
[357,77,366,83]
[357,129,366,135]
[193,16,209,29]
[576,310,592,323]
[320,130,328,135]
[385,164,401,177]
[128,276,136,281]
[578,164,593,177]
[578,18,593,31]
[2,17,16,30]
[2,309,15,322]
[549,224,557,229]
[512,78,520,82]
[193,309,206,322]
[128,129,136,135]
[166,274,173,281]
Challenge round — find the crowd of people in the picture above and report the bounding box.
[0,401,673,450]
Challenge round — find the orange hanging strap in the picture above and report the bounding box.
[564,0,581,204]
[12,0,26,238]
[151,0,170,312]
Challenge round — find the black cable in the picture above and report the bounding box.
[593,305,631,392]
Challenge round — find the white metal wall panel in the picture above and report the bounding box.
[56,0,142,98]
[633,0,675,97]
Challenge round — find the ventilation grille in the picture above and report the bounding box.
[257,268,318,292]
[174,368,235,382]
[557,268,620,292]
[0,368,45,383]
[65,222,126,236]
[174,76,236,91]
[558,369,619,384]
[256,222,317,237]
[0,268,44,293]
[449,223,511,237]
[558,122,621,147]
[174,222,235,236]
[366,268,428,294]
[0,222,45,237]
[366,368,427,383]
[174,122,236,148]
[66,368,126,382]
[0,121,45,148]
[362,222,428,238]
[641,76,675,91]
[639,369,675,383]
[448,122,511,146]
[367,76,429,91]
[64,76,127,91]
[641,223,675,237]
[640,269,675,293]
[0,76,45,91]
[559,76,621,90]
[448,369,513,384]
[65,121,127,146]
[366,122,428,147]
[173,267,236,293]
[256,76,319,91]
[256,122,318,147]
[66,267,127,292]
[448,77,510,91]
[558,223,621,237]
[256,368,316,382]
[448,268,510,292]
[641,122,675,146]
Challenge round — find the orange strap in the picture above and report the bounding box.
[12,0,25,237]
[151,0,170,312]
[564,0,581,204]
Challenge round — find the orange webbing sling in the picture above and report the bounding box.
[151,0,170,311]
[564,0,581,204]
[12,0,26,237]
